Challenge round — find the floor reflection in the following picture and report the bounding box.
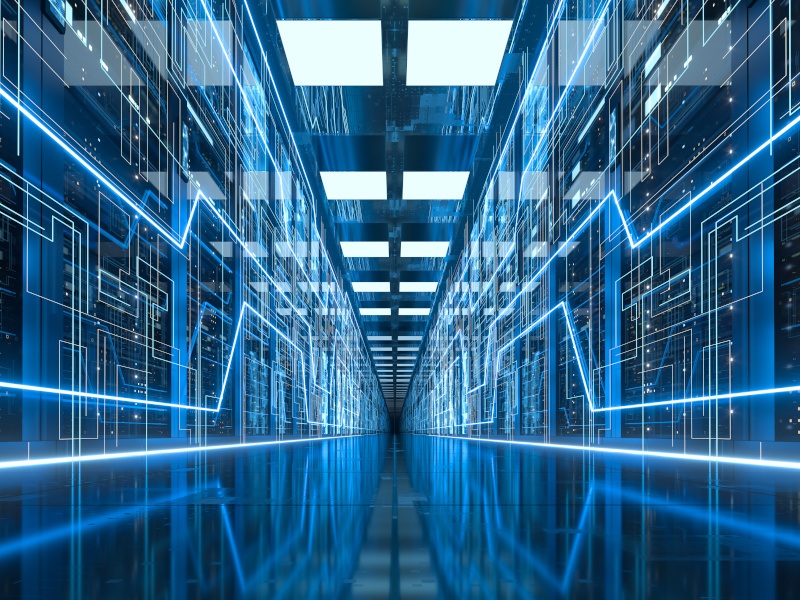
[404,435,800,599]
[0,437,388,599]
[2,435,800,598]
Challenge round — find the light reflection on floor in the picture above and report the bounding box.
[1,434,800,598]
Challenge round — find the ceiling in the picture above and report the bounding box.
[268,0,548,418]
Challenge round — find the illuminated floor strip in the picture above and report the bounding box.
[0,435,368,470]
[432,434,800,470]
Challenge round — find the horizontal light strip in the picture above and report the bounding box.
[0,434,369,470]
[434,435,800,471]
[399,308,430,316]
[399,281,438,293]
[277,21,383,86]
[360,308,391,316]
[401,242,449,258]
[321,171,388,200]
[406,21,512,86]
[341,242,389,258]
[353,281,391,293]
[402,171,470,200]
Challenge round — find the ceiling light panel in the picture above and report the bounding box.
[341,242,389,257]
[399,281,438,293]
[277,21,384,86]
[353,281,391,293]
[368,335,393,341]
[320,171,387,200]
[402,171,469,200]
[398,336,423,341]
[406,20,512,86]
[401,242,450,258]
[399,308,430,316]
[360,307,391,316]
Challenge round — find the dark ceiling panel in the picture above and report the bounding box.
[408,0,518,19]
[314,135,387,171]
[403,135,479,171]
[401,222,453,241]
[399,270,443,282]
[273,0,381,20]
[338,222,389,241]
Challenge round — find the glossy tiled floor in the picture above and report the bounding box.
[2,435,800,598]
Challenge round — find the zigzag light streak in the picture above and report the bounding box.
[0,59,378,424]
[418,107,800,427]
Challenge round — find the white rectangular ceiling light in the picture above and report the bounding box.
[398,336,423,341]
[371,347,393,352]
[320,172,388,200]
[368,335,392,341]
[277,21,384,86]
[341,242,389,257]
[399,308,430,316]
[353,281,391,293]
[406,21,512,86]
[401,242,450,258]
[402,171,469,200]
[360,307,391,316]
[399,281,438,293]
[397,346,419,352]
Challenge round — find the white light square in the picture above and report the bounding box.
[353,281,391,293]
[371,347,393,352]
[277,21,384,86]
[401,242,450,257]
[320,172,387,200]
[369,335,392,341]
[398,336,422,341]
[353,281,391,292]
[399,308,430,316]
[406,21,512,86]
[402,171,469,200]
[341,242,389,257]
[397,346,420,351]
[360,307,391,316]
[400,281,438,293]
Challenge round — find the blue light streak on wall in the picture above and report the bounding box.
[0,0,388,463]
[401,0,800,459]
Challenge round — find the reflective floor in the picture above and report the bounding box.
[2,435,800,598]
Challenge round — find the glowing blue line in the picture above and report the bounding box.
[0,36,384,420]
[0,381,216,412]
[0,434,365,469]
[420,107,800,424]
[435,434,800,470]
